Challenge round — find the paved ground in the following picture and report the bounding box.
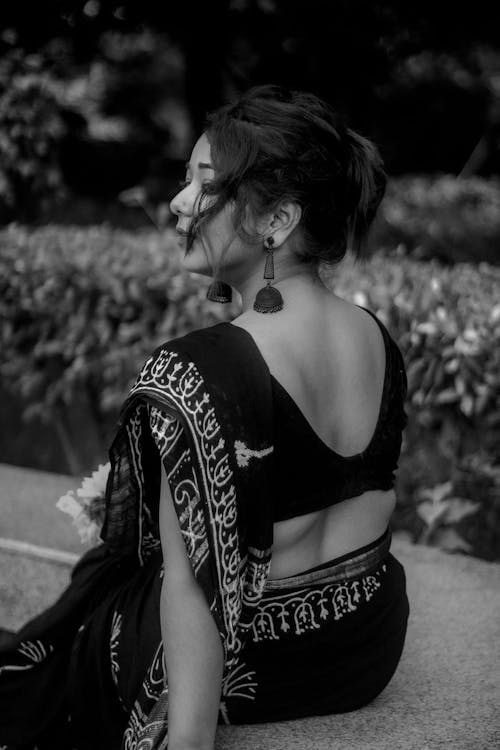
[1,463,499,749]
[0,462,90,554]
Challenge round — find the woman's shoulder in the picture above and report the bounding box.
[228,296,395,415]
[133,320,269,396]
[148,320,249,364]
[228,296,377,376]
[118,318,273,432]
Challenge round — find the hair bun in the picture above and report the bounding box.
[201,85,386,268]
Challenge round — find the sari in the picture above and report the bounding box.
[0,321,275,748]
[0,321,409,750]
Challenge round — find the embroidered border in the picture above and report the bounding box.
[122,347,274,747]
[126,349,273,672]
[149,406,209,575]
[110,611,122,687]
[0,639,54,676]
[250,564,387,642]
[219,659,259,724]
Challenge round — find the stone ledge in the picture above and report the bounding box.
[0,462,89,554]
[1,463,499,749]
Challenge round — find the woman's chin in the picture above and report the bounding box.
[179,249,212,277]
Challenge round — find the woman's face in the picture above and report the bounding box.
[169,133,260,283]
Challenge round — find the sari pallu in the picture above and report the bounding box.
[0,322,275,750]
[101,321,279,747]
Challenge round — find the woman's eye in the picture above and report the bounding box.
[177,178,214,192]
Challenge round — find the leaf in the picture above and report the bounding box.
[454,376,466,396]
[434,388,459,404]
[416,322,438,335]
[444,358,459,374]
[460,394,475,417]
[433,528,473,553]
[416,500,448,528]
[418,481,453,504]
[442,497,481,523]
[118,186,147,206]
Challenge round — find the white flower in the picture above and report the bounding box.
[56,492,83,520]
[73,515,102,545]
[56,461,110,545]
[76,462,111,501]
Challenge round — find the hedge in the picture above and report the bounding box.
[373,175,500,265]
[324,251,500,560]
[0,224,239,416]
[1,225,499,561]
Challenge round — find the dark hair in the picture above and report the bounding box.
[189,84,386,269]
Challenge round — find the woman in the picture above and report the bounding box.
[0,85,409,750]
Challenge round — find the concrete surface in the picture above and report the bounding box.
[0,462,89,553]
[1,463,499,749]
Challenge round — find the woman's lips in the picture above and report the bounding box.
[176,228,189,246]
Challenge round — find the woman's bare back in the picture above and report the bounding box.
[231,291,397,579]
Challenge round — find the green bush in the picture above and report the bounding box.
[1,226,499,561]
[373,175,500,265]
[326,250,500,560]
[0,225,240,462]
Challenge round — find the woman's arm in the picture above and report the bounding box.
[159,462,224,750]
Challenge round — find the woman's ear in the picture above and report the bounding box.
[269,201,302,246]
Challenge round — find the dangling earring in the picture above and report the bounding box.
[203,232,232,302]
[206,278,233,303]
[253,236,284,313]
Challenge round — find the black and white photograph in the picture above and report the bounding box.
[0,2,499,749]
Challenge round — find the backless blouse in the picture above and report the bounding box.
[270,306,408,521]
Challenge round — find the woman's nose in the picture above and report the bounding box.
[170,184,196,217]
[170,190,186,217]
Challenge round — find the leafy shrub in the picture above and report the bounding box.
[0,224,239,443]
[325,249,500,560]
[413,453,500,556]
[1,226,499,560]
[373,175,500,265]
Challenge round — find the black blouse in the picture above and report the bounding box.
[271,306,408,522]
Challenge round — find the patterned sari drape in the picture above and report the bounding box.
[0,318,411,750]
[101,321,276,748]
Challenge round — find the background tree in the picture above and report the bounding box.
[0,0,498,219]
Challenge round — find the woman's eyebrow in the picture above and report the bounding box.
[185,161,214,170]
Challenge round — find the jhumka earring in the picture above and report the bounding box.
[206,278,233,303]
[253,236,284,313]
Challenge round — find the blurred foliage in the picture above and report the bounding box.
[1,223,499,560]
[374,175,500,264]
[0,1,500,221]
[414,455,500,556]
[326,249,500,560]
[0,48,67,222]
[0,225,238,429]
